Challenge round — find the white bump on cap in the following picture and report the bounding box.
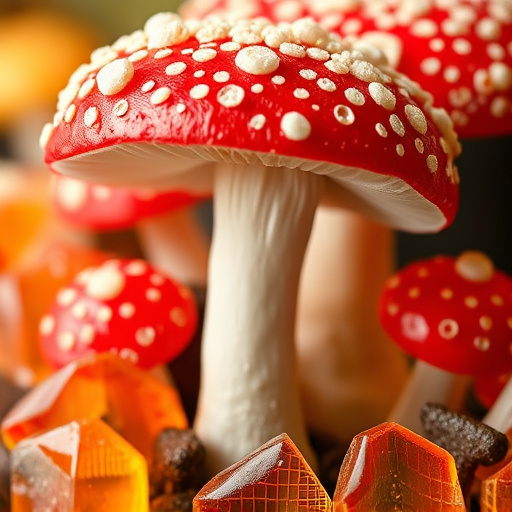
[344,88,365,106]
[279,42,306,58]
[145,14,189,49]
[405,104,428,134]
[80,325,95,345]
[300,69,318,80]
[113,99,129,117]
[142,80,156,92]
[78,79,95,99]
[438,319,459,340]
[128,49,148,62]
[151,87,172,105]
[56,177,88,211]
[57,332,76,352]
[368,82,396,110]
[170,307,187,327]
[119,302,136,318]
[427,154,438,173]
[146,288,162,302]
[235,46,280,75]
[98,306,113,322]
[280,111,311,141]
[333,105,355,125]
[318,78,336,92]
[376,123,388,137]
[39,315,55,336]
[249,114,266,130]
[84,107,99,128]
[96,58,134,96]
[136,326,156,346]
[190,84,210,99]
[57,288,77,307]
[166,62,187,75]
[39,123,53,149]
[294,88,310,99]
[421,57,442,76]
[193,48,217,62]
[213,71,230,82]
[389,114,405,136]
[85,265,126,301]
[217,84,245,107]
[125,260,147,275]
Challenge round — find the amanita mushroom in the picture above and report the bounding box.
[40,13,460,475]
[52,176,210,286]
[379,250,512,434]
[179,0,512,444]
[38,258,198,370]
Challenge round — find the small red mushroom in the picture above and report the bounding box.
[38,258,198,370]
[52,176,210,286]
[379,250,512,433]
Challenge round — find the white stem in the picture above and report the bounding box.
[296,207,409,443]
[483,377,512,433]
[387,360,469,435]
[194,163,321,476]
[136,206,210,286]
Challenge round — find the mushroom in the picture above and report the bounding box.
[179,0,512,445]
[52,176,210,286]
[379,250,512,434]
[38,258,198,370]
[40,13,460,475]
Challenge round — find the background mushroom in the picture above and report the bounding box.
[378,250,512,434]
[52,176,210,286]
[40,13,460,475]
[38,258,198,370]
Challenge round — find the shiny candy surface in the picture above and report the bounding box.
[193,433,330,512]
[1,353,188,462]
[10,418,148,512]
[333,422,466,511]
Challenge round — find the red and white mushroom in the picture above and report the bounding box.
[40,13,460,475]
[379,250,512,434]
[181,0,512,137]
[38,258,198,370]
[52,176,210,286]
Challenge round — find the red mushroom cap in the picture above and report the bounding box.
[38,258,198,369]
[180,0,512,138]
[378,250,512,376]
[52,175,207,231]
[41,14,460,233]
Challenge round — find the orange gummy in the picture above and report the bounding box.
[194,433,330,512]
[10,418,148,512]
[481,459,512,512]
[333,422,466,511]
[1,353,188,462]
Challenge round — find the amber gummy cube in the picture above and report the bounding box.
[11,418,148,512]
[1,353,188,462]
[481,459,512,511]
[194,433,330,512]
[333,422,466,511]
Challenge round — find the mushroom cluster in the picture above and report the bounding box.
[40,12,460,475]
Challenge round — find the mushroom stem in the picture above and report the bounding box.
[387,360,469,435]
[194,163,321,476]
[483,376,512,433]
[297,208,409,443]
[137,205,210,287]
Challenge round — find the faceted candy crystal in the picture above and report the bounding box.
[11,418,148,512]
[333,422,466,512]
[193,433,330,512]
[481,460,512,511]
[1,353,188,462]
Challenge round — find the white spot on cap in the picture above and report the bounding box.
[154,49,173,59]
[119,302,136,318]
[306,48,329,61]
[151,87,172,105]
[272,75,285,85]
[56,178,88,211]
[452,38,472,55]
[410,19,438,38]
[150,274,165,286]
[476,17,501,41]
[235,46,280,75]
[345,88,365,106]
[166,62,187,75]
[125,261,147,276]
[142,80,155,92]
[279,42,306,58]
[72,303,87,319]
[136,327,156,346]
[396,144,405,156]
[194,70,206,78]
[251,84,264,93]
[220,42,241,52]
[146,288,162,302]
[63,106,75,125]
[427,154,438,173]
[190,84,210,99]
[86,265,126,301]
[128,50,148,62]
[80,325,95,345]
[281,112,311,141]
[84,107,99,127]
[78,79,95,99]
[294,88,310,99]
[421,57,441,76]
[249,114,266,130]
[300,69,317,80]
[376,123,388,137]
[405,105,428,134]
[368,82,396,110]
[415,138,424,153]
[96,58,134,96]
[438,319,459,339]
[57,288,77,307]
[58,332,75,352]
[40,315,55,336]
[119,348,139,364]
[113,99,129,117]
[193,48,217,62]
[318,78,336,92]
[474,336,491,351]
[389,114,405,136]
[170,307,187,327]
[333,105,355,125]
[444,67,461,83]
[213,71,230,83]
